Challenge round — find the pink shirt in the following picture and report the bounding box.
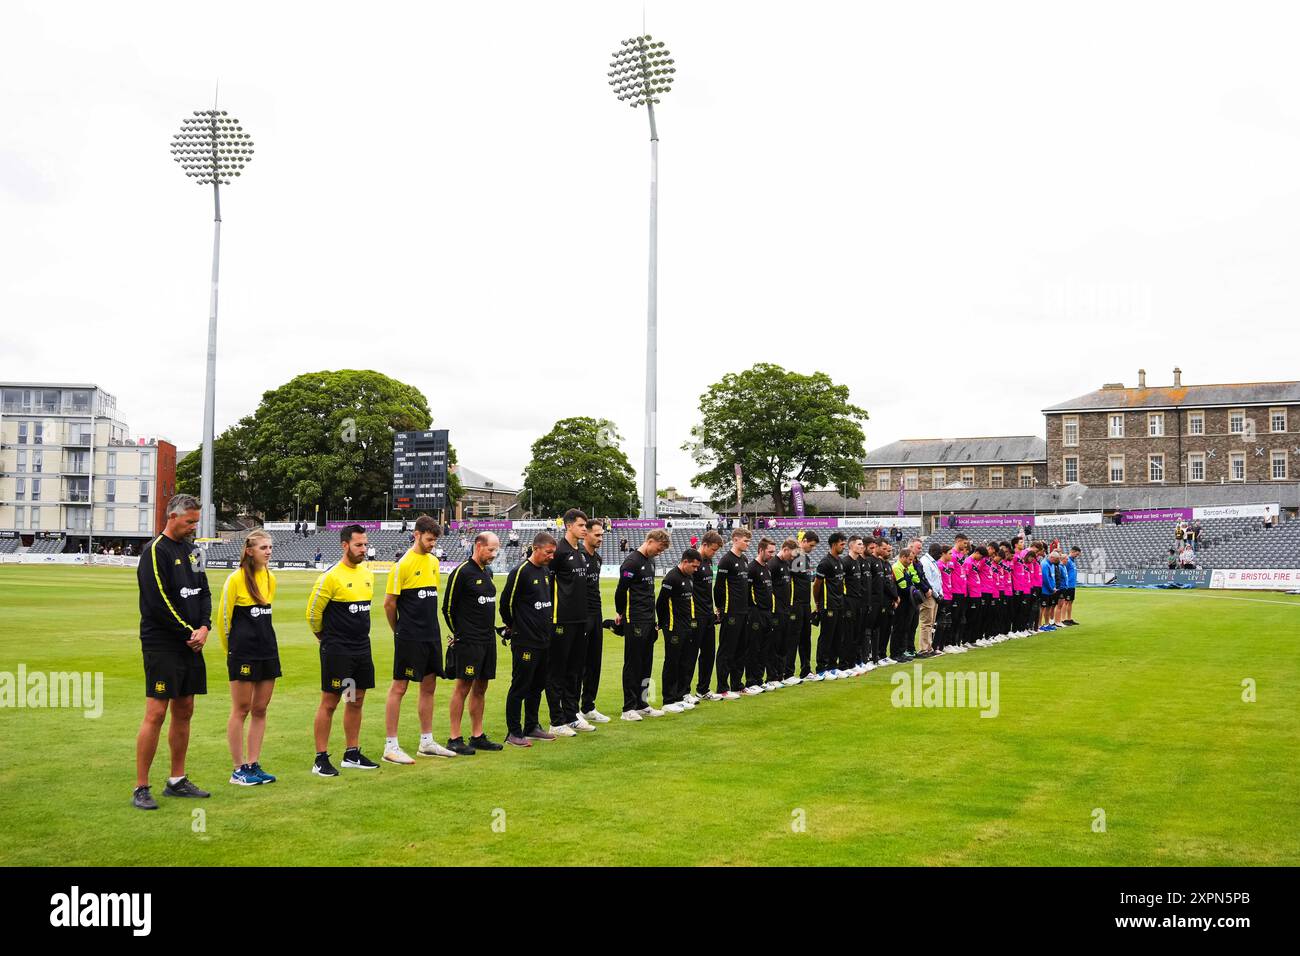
[938,558,954,601]
[1029,555,1043,587]
[1011,552,1030,592]
[980,561,996,595]
[950,550,968,595]
[965,555,983,597]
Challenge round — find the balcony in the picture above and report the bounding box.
[60,463,90,475]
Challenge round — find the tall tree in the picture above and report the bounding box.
[178,370,462,521]
[519,417,639,517]
[683,363,868,515]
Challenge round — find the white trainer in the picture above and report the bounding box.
[583,709,612,723]
[782,675,801,686]
[637,706,665,717]
[383,746,415,765]
[703,691,727,701]
[803,672,824,682]
[663,702,686,714]
[550,724,578,737]
[569,717,597,733]
[764,681,781,691]
[417,740,459,758]
[722,690,741,700]
[744,685,763,696]
[680,699,696,710]
[620,709,643,721]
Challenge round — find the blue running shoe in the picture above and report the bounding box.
[230,765,261,786]
[249,762,276,784]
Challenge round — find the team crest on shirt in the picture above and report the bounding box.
[154,681,166,693]
[240,664,251,675]
[465,665,475,676]
[405,667,414,677]
[188,551,200,569]
[174,559,182,565]
[475,579,482,585]
[522,651,532,661]
[555,626,564,635]
[331,678,342,688]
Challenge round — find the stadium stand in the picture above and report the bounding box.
[26,537,66,554]
[0,538,20,554]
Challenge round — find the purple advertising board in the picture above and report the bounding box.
[448,520,514,531]
[1118,508,1192,523]
[610,519,666,529]
[953,515,1035,528]
[790,481,806,517]
[765,517,839,529]
[326,520,381,531]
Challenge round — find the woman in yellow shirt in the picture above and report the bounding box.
[217,530,280,785]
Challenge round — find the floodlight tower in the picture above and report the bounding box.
[608,35,675,519]
[170,109,255,538]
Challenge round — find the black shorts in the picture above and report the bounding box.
[1063,587,1076,601]
[227,655,282,682]
[144,648,207,699]
[393,639,444,681]
[446,640,497,682]
[1041,592,1058,608]
[320,649,376,695]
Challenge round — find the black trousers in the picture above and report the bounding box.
[835,604,856,670]
[846,599,868,667]
[661,625,696,704]
[890,602,916,658]
[951,594,967,645]
[505,643,548,737]
[874,605,893,660]
[787,603,813,678]
[815,606,842,673]
[934,599,952,649]
[569,613,603,714]
[622,620,657,713]
[546,620,581,726]
[716,613,747,693]
[744,610,774,686]
[773,608,797,680]
[694,618,717,697]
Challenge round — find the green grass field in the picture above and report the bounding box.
[0,565,1297,866]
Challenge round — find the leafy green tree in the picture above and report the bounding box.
[519,417,638,517]
[683,363,868,515]
[178,370,462,521]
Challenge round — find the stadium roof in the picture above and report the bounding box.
[863,436,1045,467]
[1044,381,1300,413]
[455,465,517,494]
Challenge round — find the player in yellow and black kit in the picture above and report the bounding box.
[307,524,378,776]
[382,515,459,764]
[500,531,558,747]
[657,547,702,711]
[133,494,213,810]
[441,530,503,755]
[217,529,280,787]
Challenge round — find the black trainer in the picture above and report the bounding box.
[469,734,503,753]
[132,786,158,810]
[446,737,476,756]
[341,748,379,770]
[162,776,210,798]
[312,752,340,777]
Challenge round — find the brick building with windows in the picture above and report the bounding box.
[1044,368,1298,487]
[861,436,1047,492]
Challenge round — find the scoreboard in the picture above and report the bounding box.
[392,429,449,512]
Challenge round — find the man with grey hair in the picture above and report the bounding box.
[133,494,212,810]
[442,531,503,754]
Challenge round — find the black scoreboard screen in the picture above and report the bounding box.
[392,429,449,512]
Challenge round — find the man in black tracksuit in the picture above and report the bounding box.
[690,530,724,700]
[615,529,671,716]
[657,549,702,709]
[864,538,886,663]
[877,539,900,660]
[814,532,848,675]
[787,531,818,679]
[841,536,866,671]
[547,509,590,734]
[713,528,752,695]
[768,538,796,683]
[500,535,556,746]
[745,538,777,689]
[570,519,606,721]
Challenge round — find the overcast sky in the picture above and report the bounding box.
[4,1,1299,499]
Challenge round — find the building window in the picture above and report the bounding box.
[1230,452,1245,481]
[1229,410,1245,435]
[989,468,1004,489]
[139,509,149,532]
[1108,455,1125,484]
[32,450,42,473]
[17,422,27,444]
[876,470,891,491]
[1108,414,1124,438]
[1063,417,1078,447]
[1148,412,1164,437]
[1272,450,1288,480]
[1188,453,1205,482]
[30,479,40,502]
[903,470,918,490]
[1019,469,1035,488]
[14,506,23,529]
[1149,454,1164,483]
[34,422,43,445]
[107,451,117,475]
[1188,411,1204,435]
[1063,457,1078,483]
[15,450,25,473]
[931,468,945,488]
[15,478,25,500]
[105,508,115,531]
[1271,408,1287,433]
[30,507,40,529]
[139,481,150,504]
[961,468,975,486]
[141,455,152,476]
[106,479,116,503]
